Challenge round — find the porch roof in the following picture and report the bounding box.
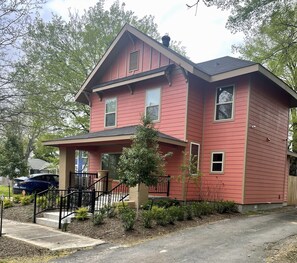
[43,125,187,147]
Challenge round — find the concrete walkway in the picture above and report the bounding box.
[2,219,105,251]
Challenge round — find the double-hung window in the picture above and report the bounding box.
[146,88,161,121]
[215,85,234,120]
[105,98,117,127]
[211,152,224,173]
[190,143,200,175]
[129,51,139,71]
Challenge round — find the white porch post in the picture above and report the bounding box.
[59,147,75,190]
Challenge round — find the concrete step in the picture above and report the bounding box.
[36,217,60,228]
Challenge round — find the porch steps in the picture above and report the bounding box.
[36,211,75,229]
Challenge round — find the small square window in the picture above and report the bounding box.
[215,86,234,120]
[211,152,224,173]
[129,51,139,71]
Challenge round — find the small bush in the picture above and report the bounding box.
[184,205,194,220]
[37,196,48,209]
[20,195,32,206]
[154,207,169,226]
[147,198,180,209]
[105,204,117,218]
[167,206,180,224]
[75,207,89,220]
[13,195,21,204]
[191,203,203,218]
[3,199,13,209]
[214,201,238,214]
[142,210,154,228]
[120,207,136,231]
[175,206,185,221]
[93,211,105,226]
[116,202,129,214]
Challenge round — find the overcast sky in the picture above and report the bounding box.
[44,0,244,63]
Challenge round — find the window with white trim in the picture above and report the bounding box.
[129,51,139,71]
[105,97,117,127]
[215,86,234,120]
[190,143,200,175]
[211,152,224,173]
[146,88,161,121]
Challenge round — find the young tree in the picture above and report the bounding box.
[0,127,28,179]
[117,115,170,187]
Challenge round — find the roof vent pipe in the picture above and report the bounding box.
[161,34,170,47]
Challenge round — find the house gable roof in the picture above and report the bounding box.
[75,24,297,107]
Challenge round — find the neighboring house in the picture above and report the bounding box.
[44,24,297,211]
[28,158,57,175]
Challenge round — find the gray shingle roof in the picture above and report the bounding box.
[49,125,184,143]
[195,56,257,76]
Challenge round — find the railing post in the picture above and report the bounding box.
[91,189,96,213]
[69,171,72,189]
[167,175,170,197]
[105,172,109,193]
[58,196,63,229]
[78,188,82,208]
[33,193,37,223]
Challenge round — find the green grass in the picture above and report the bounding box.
[0,185,13,197]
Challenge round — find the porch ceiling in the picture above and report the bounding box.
[43,125,187,147]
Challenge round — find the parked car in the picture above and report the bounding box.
[13,173,59,194]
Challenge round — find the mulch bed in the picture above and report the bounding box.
[1,203,243,261]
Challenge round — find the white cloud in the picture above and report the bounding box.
[45,0,244,62]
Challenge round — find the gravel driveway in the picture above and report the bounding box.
[51,208,297,263]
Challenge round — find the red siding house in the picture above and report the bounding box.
[44,24,297,211]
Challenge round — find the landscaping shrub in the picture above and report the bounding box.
[13,195,21,204]
[153,207,169,226]
[191,202,203,218]
[167,206,180,224]
[3,199,13,209]
[214,201,238,214]
[184,204,194,220]
[75,207,89,220]
[20,195,32,206]
[105,204,117,218]
[93,211,105,226]
[116,202,129,214]
[37,196,48,209]
[144,198,180,209]
[142,210,154,228]
[119,207,136,231]
[175,206,185,221]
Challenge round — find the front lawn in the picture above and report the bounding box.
[0,185,11,197]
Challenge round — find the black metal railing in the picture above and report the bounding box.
[69,172,98,190]
[148,175,171,196]
[33,188,69,223]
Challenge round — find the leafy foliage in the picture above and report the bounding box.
[117,115,170,187]
[119,206,136,231]
[0,127,28,179]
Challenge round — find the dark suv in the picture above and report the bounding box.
[13,173,59,194]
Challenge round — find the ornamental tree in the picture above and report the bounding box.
[117,115,170,187]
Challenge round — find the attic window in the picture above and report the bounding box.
[129,51,139,71]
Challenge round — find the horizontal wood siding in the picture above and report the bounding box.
[200,76,249,204]
[90,69,187,140]
[184,76,205,200]
[244,75,289,204]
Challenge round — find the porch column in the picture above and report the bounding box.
[129,184,148,208]
[59,147,75,190]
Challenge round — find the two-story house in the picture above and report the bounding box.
[44,24,297,211]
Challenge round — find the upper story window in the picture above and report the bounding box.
[211,152,224,173]
[215,85,234,121]
[190,142,200,175]
[105,97,117,127]
[129,51,139,71]
[146,88,161,121]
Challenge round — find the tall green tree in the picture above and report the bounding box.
[0,127,28,179]
[117,116,169,187]
[14,0,185,140]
